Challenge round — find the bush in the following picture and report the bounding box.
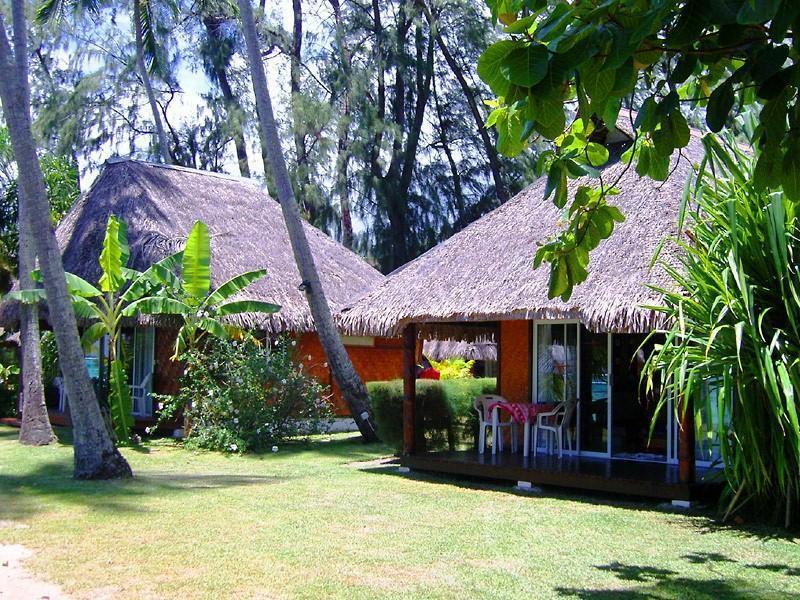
[369,377,497,452]
[153,336,334,453]
[428,357,475,379]
[0,345,19,418]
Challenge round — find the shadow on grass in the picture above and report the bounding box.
[556,559,783,599]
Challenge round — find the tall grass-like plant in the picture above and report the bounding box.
[645,136,800,527]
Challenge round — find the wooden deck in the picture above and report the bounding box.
[402,451,719,501]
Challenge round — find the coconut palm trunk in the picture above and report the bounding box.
[133,0,171,164]
[0,0,131,478]
[17,187,55,445]
[236,0,379,442]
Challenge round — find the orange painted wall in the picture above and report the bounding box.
[499,320,531,404]
[296,333,404,416]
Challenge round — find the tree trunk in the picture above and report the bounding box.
[237,0,379,442]
[290,0,315,223]
[17,187,55,446]
[0,1,132,478]
[329,0,353,249]
[432,75,466,227]
[202,15,251,178]
[133,0,172,165]
[422,3,508,202]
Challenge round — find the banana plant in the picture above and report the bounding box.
[124,220,281,359]
[10,215,170,443]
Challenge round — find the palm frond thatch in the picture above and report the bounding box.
[340,126,706,337]
[0,159,383,333]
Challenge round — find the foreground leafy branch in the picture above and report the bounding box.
[479,0,800,299]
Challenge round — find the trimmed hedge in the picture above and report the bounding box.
[368,377,497,452]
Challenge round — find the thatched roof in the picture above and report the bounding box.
[341,126,705,337]
[423,339,497,361]
[2,159,384,333]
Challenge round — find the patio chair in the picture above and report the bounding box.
[533,399,577,458]
[53,376,68,413]
[473,394,518,455]
[130,372,153,416]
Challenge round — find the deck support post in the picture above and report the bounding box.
[402,323,417,456]
[678,394,695,485]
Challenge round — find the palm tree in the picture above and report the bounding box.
[37,0,173,163]
[236,0,379,442]
[17,188,55,446]
[0,0,131,478]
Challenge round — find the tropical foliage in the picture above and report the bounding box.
[428,357,475,380]
[124,220,281,358]
[479,0,800,299]
[152,336,333,453]
[645,136,800,527]
[11,215,168,442]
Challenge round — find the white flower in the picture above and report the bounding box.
[271,446,278,452]
[281,379,287,385]
[233,418,239,424]
[291,340,296,347]
[234,409,240,414]
[157,403,164,410]
[229,443,238,452]
[232,340,238,347]
[145,427,151,434]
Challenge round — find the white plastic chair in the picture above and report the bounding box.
[474,394,518,455]
[53,376,68,413]
[130,372,153,416]
[533,399,577,458]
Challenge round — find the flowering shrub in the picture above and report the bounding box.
[153,336,333,452]
[428,357,475,380]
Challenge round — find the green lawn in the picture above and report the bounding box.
[1,425,798,599]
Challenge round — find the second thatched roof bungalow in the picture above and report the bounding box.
[341,126,719,502]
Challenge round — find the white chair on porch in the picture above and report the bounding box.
[130,372,153,416]
[474,394,518,455]
[533,399,577,458]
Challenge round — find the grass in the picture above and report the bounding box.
[1,425,799,599]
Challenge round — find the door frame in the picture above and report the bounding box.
[530,319,612,458]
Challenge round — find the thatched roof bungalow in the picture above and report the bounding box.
[341,136,701,338]
[6,159,406,423]
[54,158,384,333]
[349,123,716,502]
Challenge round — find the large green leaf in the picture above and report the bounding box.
[499,44,549,87]
[80,322,106,352]
[109,359,133,444]
[205,269,269,307]
[182,221,211,301]
[120,252,182,303]
[477,40,516,97]
[98,215,131,293]
[123,297,190,318]
[7,289,46,304]
[65,272,102,298]
[216,299,281,316]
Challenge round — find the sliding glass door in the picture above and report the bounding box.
[610,334,667,461]
[579,328,609,455]
[533,323,578,452]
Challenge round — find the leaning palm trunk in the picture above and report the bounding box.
[0,0,131,478]
[17,187,55,446]
[645,136,800,527]
[236,0,378,442]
